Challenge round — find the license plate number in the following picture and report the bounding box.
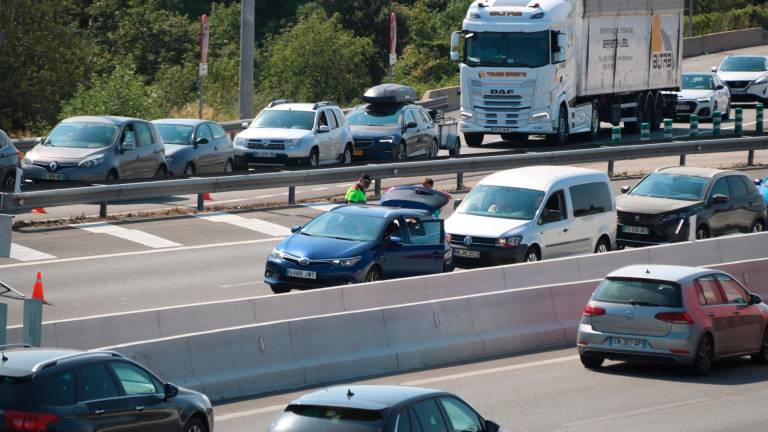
[41,173,65,180]
[353,150,364,156]
[453,248,480,259]
[622,225,650,235]
[676,104,690,111]
[610,337,645,348]
[254,151,276,158]
[490,127,514,133]
[286,268,316,280]
[730,88,745,95]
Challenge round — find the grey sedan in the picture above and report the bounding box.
[578,265,768,375]
[153,119,235,176]
[0,128,19,190]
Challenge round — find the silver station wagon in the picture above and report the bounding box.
[577,265,768,375]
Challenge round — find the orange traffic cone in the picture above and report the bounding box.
[31,208,47,214]
[203,193,213,201]
[32,272,46,303]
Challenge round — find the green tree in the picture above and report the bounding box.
[257,7,376,106]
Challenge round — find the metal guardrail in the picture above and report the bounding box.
[1,136,766,214]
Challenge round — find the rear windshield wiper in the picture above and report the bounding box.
[628,300,661,307]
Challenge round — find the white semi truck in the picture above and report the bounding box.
[450,0,684,147]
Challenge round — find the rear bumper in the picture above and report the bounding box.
[577,322,697,365]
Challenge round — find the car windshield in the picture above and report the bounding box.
[42,122,118,149]
[594,277,682,308]
[270,405,384,432]
[458,184,545,220]
[347,106,402,127]
[720,57,767,72]
[300,212,387,242]
[465,31,550,68]
[0,376,30,410]
[251,110,315,130]
[155,124,194,145]
[629,173,708,201]
[682,75,714,90]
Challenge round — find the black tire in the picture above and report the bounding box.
[589,101,601,141]
[105,170,118,182]
[696,225,710,240]
[722,102,731,120]
[394,142,407,160]
[580,354,604,369]
[752,219,765,233]
[307,148,319,167]
[183,163,195,176]
[155,165,168,178]
[651,93,663,131]
[270,285,291,294]
[524,245,541,263]
[464,133,484,147]
[690,334,714,376]
[2,174,15,191]
[449,137,461,157]
[340,145,352,165]
[224,159,234,173]
[183,417,206,432]
[751,327,768,364]
[594,236,611,254]
[364,265,382,283]
[547,105,569,146]
[625,94,644,134]
[428,139,438,159]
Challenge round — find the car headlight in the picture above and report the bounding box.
[378,136,395,145]
[284,139,302,150]
[234,137,248,148]
[78,155,105,168]
[331,256,362,267]
[270,248,287,260]
[754,77,768,85]
[22,157,34,166]
[661,212,688,222]
[697,97,712,103]
[530,111,550,121]
[496,235,523,248]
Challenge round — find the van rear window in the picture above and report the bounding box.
[0,376,30,410]
[594,278,682,308]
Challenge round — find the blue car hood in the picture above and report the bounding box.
[350,126,402,140]
[278,234,372,260]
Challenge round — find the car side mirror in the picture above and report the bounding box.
[712,194,729,204]
[318,125,330,133]
[711,66,718,73]
[716,85,725,90]
[485,420,501,432]
[388,236,404,246]
[621,185,631,194]
[406,122,418,129]
[290,225,301,233]
[164,383,179,400]
[750,293,763,305]
[241,121,250,129]
[540,210,562,224]
[195,137,209,145]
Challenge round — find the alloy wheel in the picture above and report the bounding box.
[693,336,714,375]
[752,220,765,233]
[224,160,234,173]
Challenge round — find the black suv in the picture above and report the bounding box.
[617,166,767,247]
[0,345,213,432]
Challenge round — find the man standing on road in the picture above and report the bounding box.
[346,174,372,204]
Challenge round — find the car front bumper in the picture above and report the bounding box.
[577,322,698,365]
[449,242,528,268]
[233,147,309,165]
[21,163,109,182]
[675,100,714,119]
[351,139,396,160]
[264,257,369,290]
[616,219,690,248]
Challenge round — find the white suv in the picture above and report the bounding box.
[234,101,354,168]
[714,55,768,103]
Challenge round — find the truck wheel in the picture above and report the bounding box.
[449,137,461,157]
[651,93,663,131]
[589,102,600,141]
[464,133,484,147]
[547,106,569,146]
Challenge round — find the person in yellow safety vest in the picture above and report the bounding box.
[346,174,372,204]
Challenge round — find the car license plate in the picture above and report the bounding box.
[490,127,514,133]
[453,248,480,259]
[286,268,316,280]
[676,104,689,111]
[730,88,745,95]
[622,225,650,235]
[254,151,276,158]
[610,337,645,348]
[41,173,65,180]
[353,150,364,156]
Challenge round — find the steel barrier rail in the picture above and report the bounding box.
[1,136,767,213]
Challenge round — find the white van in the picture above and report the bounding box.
[445,166,616,267]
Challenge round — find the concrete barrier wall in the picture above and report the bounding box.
[104,256,768,401]
[11,232,768,350]
[684,28,768,58]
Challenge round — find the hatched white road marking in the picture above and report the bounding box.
[9,244,57,262]
[195,212,292,236]
[75,222,181,249]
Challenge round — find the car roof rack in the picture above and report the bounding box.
[268,99,293,108]
[31,351,125,373]
[313,101,336,110]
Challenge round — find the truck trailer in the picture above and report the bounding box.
[450,0,684,147]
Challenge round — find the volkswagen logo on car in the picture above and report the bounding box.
[625,310,634,320]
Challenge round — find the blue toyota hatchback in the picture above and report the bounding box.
[265,188,452,293]
[759,176,768,205]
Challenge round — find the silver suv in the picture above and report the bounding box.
[233,101,354,168]
[577,265,768,375]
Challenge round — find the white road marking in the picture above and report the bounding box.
[216,404,288,422]
[256,194,276,199]
[312,187,329,191]
[195,212,292,236]
[75,222,181,249]
[220,281,260,289]
[9,244,57,262]
[561,398,708,428]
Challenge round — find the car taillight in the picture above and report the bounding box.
[655,311,694,324]
[583,304,606,316]
[5,411,59,431]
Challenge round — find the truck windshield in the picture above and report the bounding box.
[465,31,550,68]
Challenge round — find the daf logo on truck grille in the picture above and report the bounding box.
[490,89,515,95]
[463,236,474,247]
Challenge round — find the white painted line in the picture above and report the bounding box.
[403,355,579,386]
[216,404,288,422]
[195,212,292,236]
[256,194,276,199]
[0,238,284,270]
[312,187,329,191]
[9,244,57,262]
[335,183,349,188]
[220,281,260,289]
[75,222,181,249]
[562,398,708,428]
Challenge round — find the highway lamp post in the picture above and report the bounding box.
[239,0,255,120]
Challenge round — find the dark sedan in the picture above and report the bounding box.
[617,166,767,247]
[268,385,503,432]
[0,129,19,191]
[152,119,234,176]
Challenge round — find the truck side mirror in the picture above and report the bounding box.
[450,31,461,62]
[711,66,718,73]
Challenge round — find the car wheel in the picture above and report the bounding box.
[449,137,461,157]
[2,174,15,191]
[364,266,382,282]
[690,334,714,376]
[722,102,731,120]
[183,163,195,176]
[270,285,291,294]
[307,148,319,167]
[224,159,234,173]
[394,142,407,160]
[184,417,206,432]
[594,237,611,254]
[155,165,168,178]
[341,145,352,165]
[524,246,541,263]
[429,139,438,159]
[696,225,710,240]
[751,327,768,364]
[752,219,765,233]
[580,354,604,369]
[546,105,569,146]
[464,133,484,148]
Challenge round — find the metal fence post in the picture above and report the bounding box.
[712,111,721,136]
[679,154,687,166]
[288,186,296,205]
[0,213,11,259]
[23,299,43,347]
[374,178,382,198]
[197,194,205,211]
[457,172,465,190]
[689,115,698,138]
[663,119,673,140]
[735,108,743,136]
[0,302,7,345]
[99,203,108,219]
[748,150,755,167]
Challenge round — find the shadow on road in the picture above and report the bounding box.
[596,357,768,386]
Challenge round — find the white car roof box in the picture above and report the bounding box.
[363,84,418,104]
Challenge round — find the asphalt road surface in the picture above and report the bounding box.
[213,347,768,432]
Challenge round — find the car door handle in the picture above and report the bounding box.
[135,406,145,412]
[563,228,569,233]
[94,409,105,415]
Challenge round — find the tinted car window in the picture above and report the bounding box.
[395,411,412,432]
[405,110,418,125]
[696,276,725,305]
[412,400,449,432]
[79,363,120,401]
[109,362,160,396]
[541,190,567,222]
[40,370,76,406]
[570,182,612,217]
[196,124,213,143]
[270,405,383,432]
[0,131,7,149]
[403,218,442,245]
[716,274,749,304]
[438,398,483,432]
[458,185,545,221]
[630,173,708,201]
[325,110,338,129]
[727,176,748,198]
[709,178,729,198]
[594,278,682,307]
[252,110,315,130]
[134,123,154,147]
[0,376,30,409]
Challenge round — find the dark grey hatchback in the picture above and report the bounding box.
[0,346,213,432]
[268,385,503,432]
